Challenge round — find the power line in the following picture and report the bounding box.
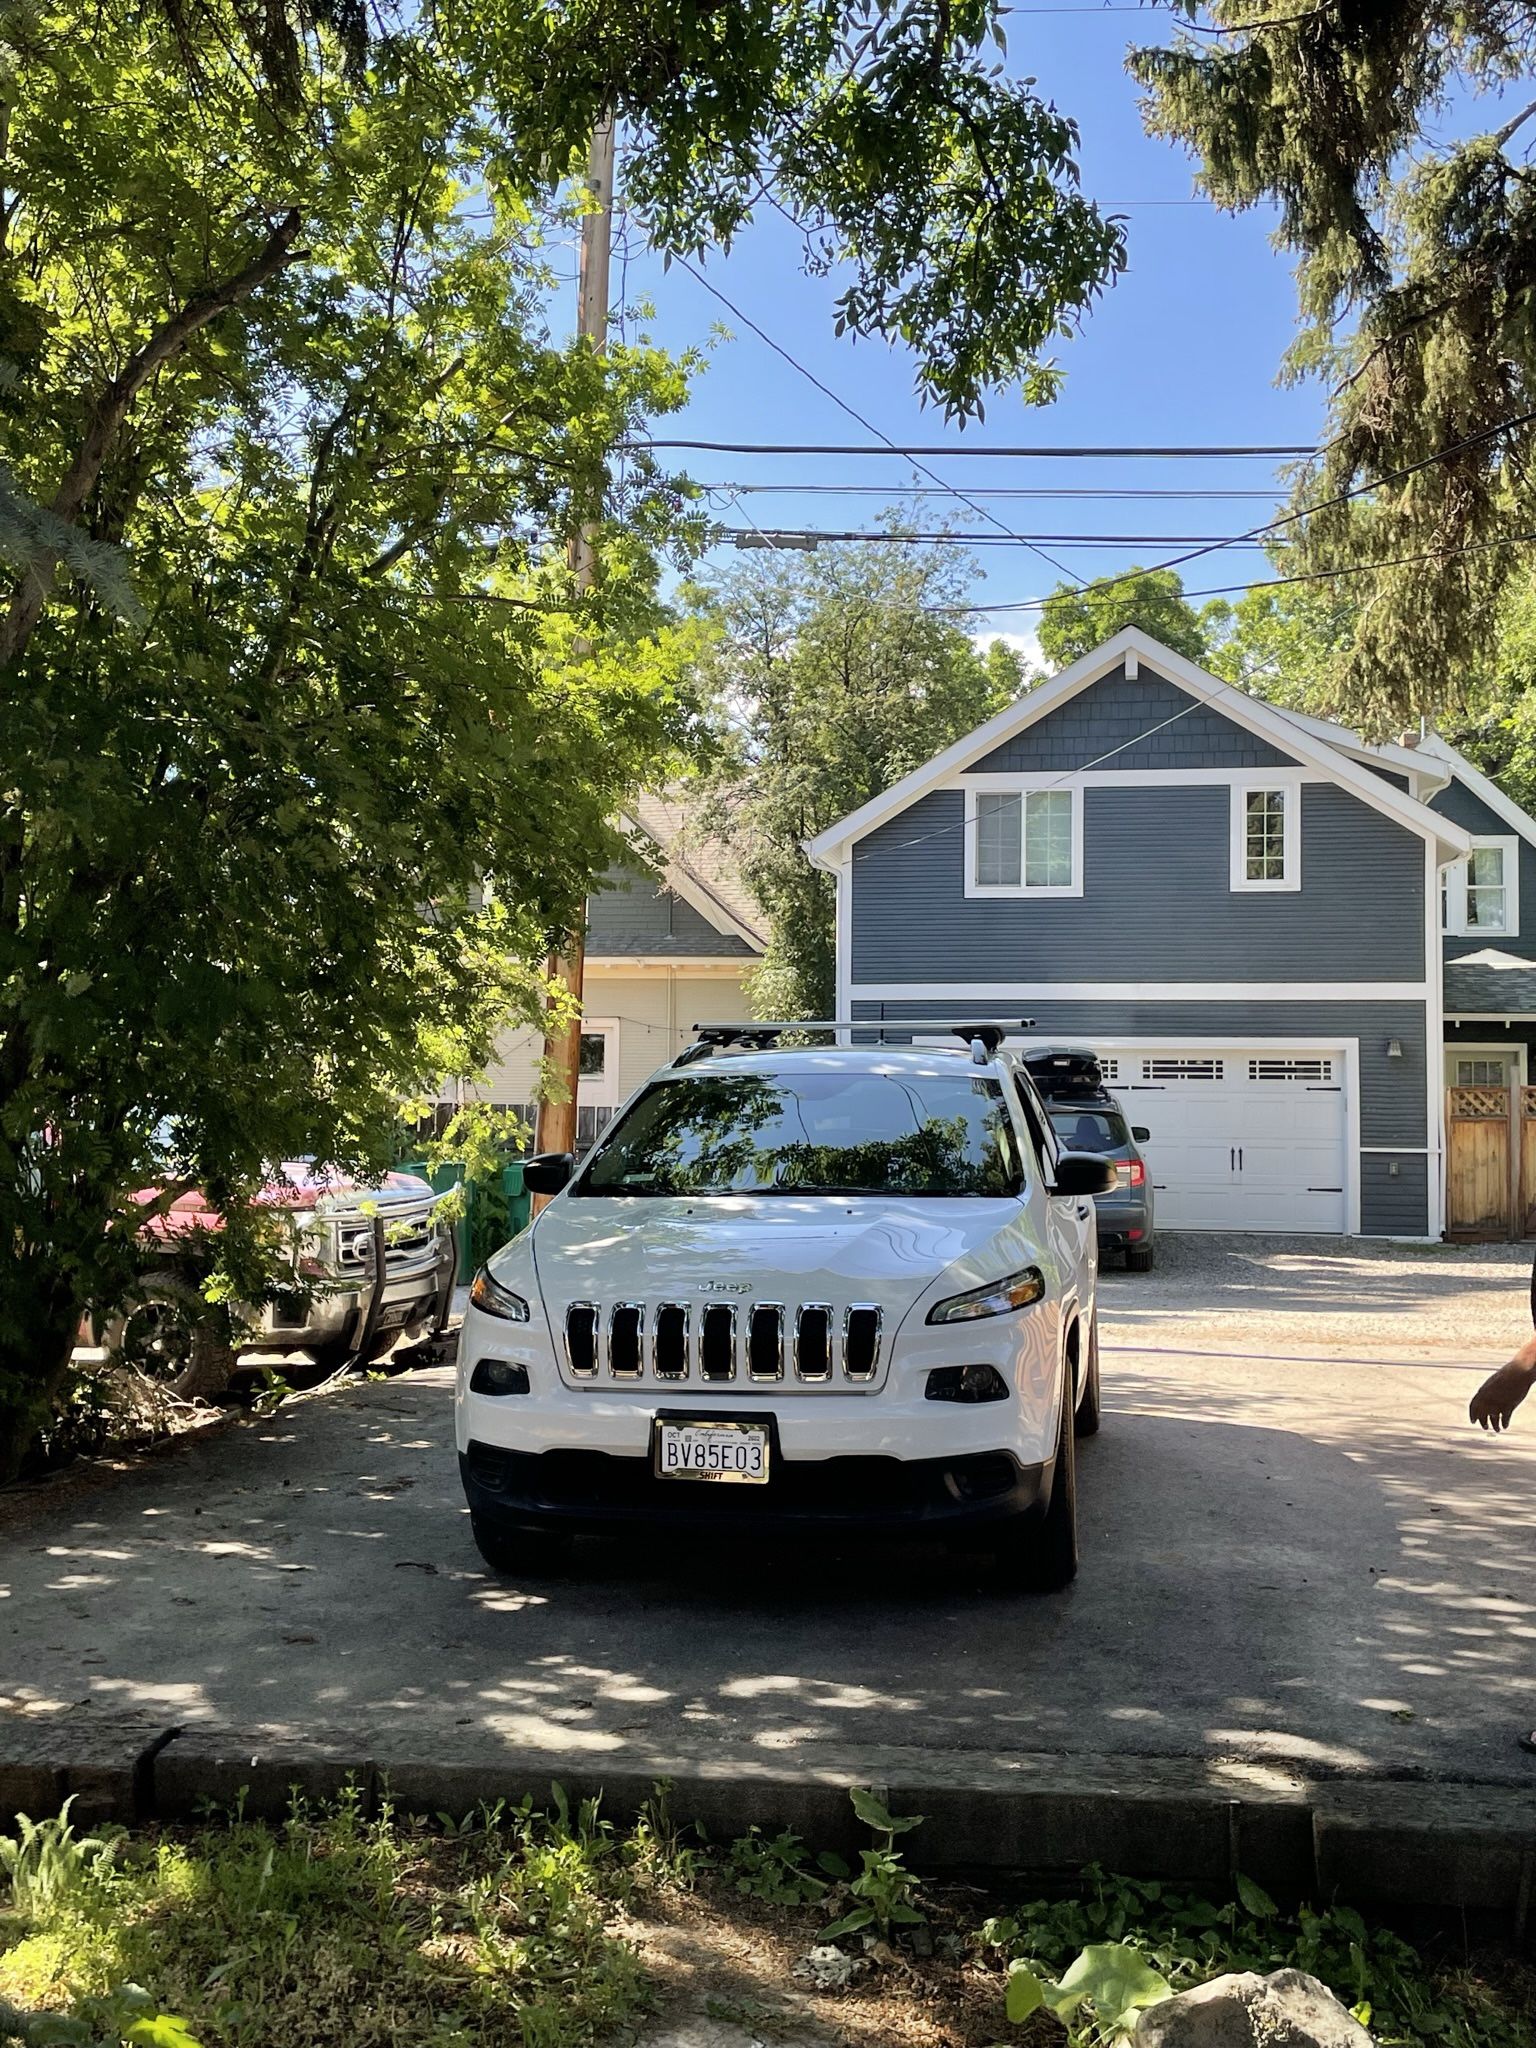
[720,483,1282,500]
[669,254,1088,585]
[636,438,1316,459]
[713,527,1281,547]
[934,524,1536,615]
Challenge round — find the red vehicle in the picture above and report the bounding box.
[75,1165,457,1396]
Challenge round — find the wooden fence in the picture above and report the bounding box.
[1446,1084,1536,1238]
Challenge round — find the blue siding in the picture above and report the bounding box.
[852,996,1430,1234]
[1432,776,1536,968]
[585,864,753,958]
[969,665,1296,773]
[850,782,1424,984]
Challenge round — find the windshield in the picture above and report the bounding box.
[1048,1107,1131,1155]
[578,1070,1025,1198]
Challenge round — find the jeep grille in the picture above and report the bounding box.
[562,1300,883,1386]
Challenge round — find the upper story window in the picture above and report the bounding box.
[1442,836,1519,936]
[967,786,1081,897]
[1229,781,1300,893]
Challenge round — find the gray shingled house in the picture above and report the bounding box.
[807,626,1536,1240]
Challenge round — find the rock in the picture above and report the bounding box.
[1134,1971,1373,2048]
[790,1945,867,1991]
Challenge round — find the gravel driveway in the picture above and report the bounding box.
[1098,1232,1534,1361]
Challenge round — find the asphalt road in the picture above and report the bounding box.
[5,1293,1536,1785]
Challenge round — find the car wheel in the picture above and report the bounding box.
[470,1510,573,1577]
[994,1370,1078,1594]
[109,1277,237,1401]
[1125,1244,1154,1273]
[1074,1314,1101,1438]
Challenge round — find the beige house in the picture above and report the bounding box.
[464,792,766,1148]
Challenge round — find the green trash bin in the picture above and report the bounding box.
[395,1156,530,1275]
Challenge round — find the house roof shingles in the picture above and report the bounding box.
[1445,950,1536,1016]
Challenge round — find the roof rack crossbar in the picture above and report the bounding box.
[675,1018,1036,1066]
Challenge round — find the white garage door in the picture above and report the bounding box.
[1101,1047,1348,1233]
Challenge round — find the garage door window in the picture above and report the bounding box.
[1230,783,1299,892]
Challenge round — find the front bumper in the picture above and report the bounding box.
[461,1437,1050,1539]
[257,1247,453,1353]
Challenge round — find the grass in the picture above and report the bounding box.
[2,1794,1532,2048]
[0,1788,659,2048]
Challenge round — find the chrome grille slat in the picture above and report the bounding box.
[748,1304,784,1382]
[794,1303,834,1382]
[653,1302,689,1380]
[565,1301,600,1379]
[699,1302,737,1381]
[558,1298,884,1385]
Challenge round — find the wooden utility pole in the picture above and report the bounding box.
[533,119,615,1185]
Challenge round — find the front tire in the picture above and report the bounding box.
[994,1369,1078,1594]
[108,1276,237,1401]
[470,1510,573,1577]
[1073,1314,1101,1438]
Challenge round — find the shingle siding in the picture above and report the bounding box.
[967,664,1296,772]
[1432,776,1536,971]
[850,782,1424,984]
[585,864,753,958]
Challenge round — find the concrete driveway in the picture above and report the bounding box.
[5,1239,1536,1793]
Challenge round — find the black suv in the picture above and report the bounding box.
[1021,1047,1155,1272]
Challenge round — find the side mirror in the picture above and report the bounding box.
[522,1151,575,1197]
[1051,1152,1116,1198]
[1131,1126,1150,1143]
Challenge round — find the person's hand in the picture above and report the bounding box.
[1470,1355,1536,1432]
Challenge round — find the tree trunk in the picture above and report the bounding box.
[0,1280,86,1483]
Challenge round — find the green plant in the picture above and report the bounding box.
[820,1790,925,1945]
[0,1800,125,1916]
[630,1781,705,1892]
[727,1827,836,1908]
[0,1985,202,2048]
[986,1867,1535,2048]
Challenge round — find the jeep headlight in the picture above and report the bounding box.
[470,1268,531,1323]
[926,1265,1045,1325]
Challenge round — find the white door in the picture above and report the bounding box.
[1103,1047,1349,1232]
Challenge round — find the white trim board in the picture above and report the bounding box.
[850,979,1434,1003]
[1419,732,1536,853]
[804,627,1472,868]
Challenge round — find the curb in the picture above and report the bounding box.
[6,1718,1535,1923]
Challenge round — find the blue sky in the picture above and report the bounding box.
[601,9,1329,656]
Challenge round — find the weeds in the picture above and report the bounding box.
[727,1828,836,1908]
[820,1790,925,1944]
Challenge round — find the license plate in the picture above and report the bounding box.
[373,1302,410,1331]
[655,1418,770,1485]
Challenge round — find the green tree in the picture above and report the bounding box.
[1132,1,1536,727]
[1201,581,1361,707]
[699,539,1016,1019]
[1036,567,1210,670]
[0,1,1131,1473]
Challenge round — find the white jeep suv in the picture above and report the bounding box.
[455,1023,1112,1591]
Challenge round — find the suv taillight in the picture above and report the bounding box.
[1117,1160,1146,1187]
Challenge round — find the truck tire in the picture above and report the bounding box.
[1074,1313,1102,1438]
[109,1276,237,1401]
[994,1370,1078,1594]
[470,1511,573,1578]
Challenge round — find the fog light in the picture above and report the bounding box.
[470,1357,530,1396]
[926,1363,1009,1404]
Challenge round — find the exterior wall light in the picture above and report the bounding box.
[1386,1039,1404,1059]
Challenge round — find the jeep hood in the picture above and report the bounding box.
[529,1192,1031,1324]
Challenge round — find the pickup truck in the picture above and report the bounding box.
[75,1165,456,1396]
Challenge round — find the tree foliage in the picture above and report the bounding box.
[0,0,1128,1471]
[698,539,1022,1018]
[1132,0,1536,726]
[1036,566,1212,669]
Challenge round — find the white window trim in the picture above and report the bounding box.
[1441,834,1519,937]
[963,780,1084,899]
[575,1016,621,1109]
[1229,778,1301,893]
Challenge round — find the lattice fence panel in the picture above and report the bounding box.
[1450,1086,1512,1120]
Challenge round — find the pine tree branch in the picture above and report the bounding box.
[0,208,305,670]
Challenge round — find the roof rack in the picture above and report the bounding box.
[674,1018,1036,1068]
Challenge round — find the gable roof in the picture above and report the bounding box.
[1416,732,1536,853]
[804,627,1471,869]
[621,788,768,953]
